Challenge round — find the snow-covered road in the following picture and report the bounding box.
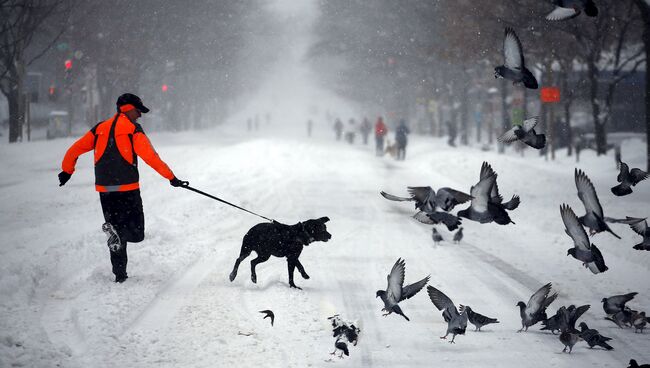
[1,125,649,367]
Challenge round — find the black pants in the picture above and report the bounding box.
[99,190,144,277]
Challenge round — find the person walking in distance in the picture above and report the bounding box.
[360,117,371,145]
[395,119,410,160]
[374,116,388,156]
[334,118,343,141]
[58,93,188,283]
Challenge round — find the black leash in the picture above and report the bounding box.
[182,185,274,222]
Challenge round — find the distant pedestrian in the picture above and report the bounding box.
[360,117,371,145]
[334,118,343,141]
[307,119,313,137]
[247,118,252,132]
[395,119,410,160]
[375,117,387,156]
[446,121,457,147]
[345,118,356,144]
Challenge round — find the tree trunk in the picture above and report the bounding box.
[7,88,24,143]
[588,59,607,155]
[564,100,573,156]
[460,79,469,146]
[643,9,650,172]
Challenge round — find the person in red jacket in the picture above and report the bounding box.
[58,93,187,283]
[374,116,388,156]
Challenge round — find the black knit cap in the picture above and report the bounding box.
[116,93,150,113]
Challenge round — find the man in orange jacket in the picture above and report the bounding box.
[58,93,187,283]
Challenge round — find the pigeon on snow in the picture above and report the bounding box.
[431,227,444,245]
[498,117,546,149]
[629,359,650,368]
[560,204,609,274]
[427,286,468,343]
[602,292,637,315]
[494,27,538,89]
[541,306,568,334]
[575,169,621,239]
[376,258,429,321]
[453,227,464,244]
[605,308,635,328]
[611,162,648,196]
[632,311,647,333]
[578,322,614,350]
[459,305,499,331]
[560,329,581,353]
[413,210,463,231]
[516,282,558,332]
[546,0,598,21]
[457,162,519,225]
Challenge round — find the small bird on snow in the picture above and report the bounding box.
[516,282,558,332]
[453,227,463,244]
[611,162,648,196]
[498,117,546,149]
[494,27,538,89]
[431,227,444,245]
[560,329,581,353]
[376,258,429,321]
[629,359,650,368]
[578,322,614,350]
[460,305,499,331]
[427,286,468,343]
[602,292,637,315]
[545,0,598,21]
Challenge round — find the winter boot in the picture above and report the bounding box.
[102,222,122,252]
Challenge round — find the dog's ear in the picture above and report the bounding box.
[318,216,330,223]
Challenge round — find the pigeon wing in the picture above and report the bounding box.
[575,169,604,219]
[522,117,539,132]
[470,174,496,213]
[588,244,608,274]
[413,211,435,225]
[407,186,435,210]
[503,27,523,70]
[436,187,473,208]
[380,191,413,202]
[526,283,553,316]
[386,258,405,304]
[616,162,629,183]
[480,161,497,181]
[627,217,648,236]
[560,204,591,251]
[427,285,457,312]
[497,126,521,143]
[401,275,430,301]
[545,6,579,21]
[630,168,649,185]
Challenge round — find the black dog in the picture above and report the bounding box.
[229,217,331,289]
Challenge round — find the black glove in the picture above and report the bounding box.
[58,171,72,186]
[170,177,189,187]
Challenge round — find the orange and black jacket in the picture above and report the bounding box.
[61,111,174,192]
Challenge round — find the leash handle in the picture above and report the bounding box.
[182,185,274,222]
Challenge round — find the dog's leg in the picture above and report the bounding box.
[286,258,301,289]
[250,254,270,284]
[230,247,252,282]
[295,259,310,280]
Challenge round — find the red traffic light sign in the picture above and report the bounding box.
[540,87,560,103]
[64,59,73,70]
[161,84,168,92]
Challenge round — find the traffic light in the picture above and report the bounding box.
[64,59,72,70]
[161,84,168,92]
[48,86,58,102]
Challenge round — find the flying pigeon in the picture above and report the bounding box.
[427,286,468,343]
[431,227,444,245]
[575,169,621,238]
[381,186,472,212]
[376,258,430,321]
[564,304,591,332]
[578,322,614,350]
[413,211,463,231]
[259,310,275,326]
[457,162,519,225]
[494,27,538,89]
[331,337,350,358]
[497,117,546,149]
[560,204,609,274]
[611,162,648,196]
[453,227,464,244]
[459,305,499,331]
[602,292,637,315]
[629,359,650,368]
[632,311,647,333]
[516,282,558,332]
[560,330,581,353]
[615,217,650,250]
[546,0,599,21]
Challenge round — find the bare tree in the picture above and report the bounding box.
[632,0,650,171]
[0,0,68,142]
